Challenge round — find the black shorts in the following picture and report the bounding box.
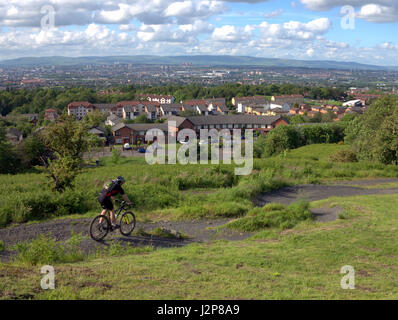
[99,197,114,210]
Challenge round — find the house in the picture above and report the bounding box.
[311,106,322,112]
[343,100,363,107]
[181,104,198,114]
[353,93,381,105]
[216,104,229,115]
[67,102,95,119]
[44,109,58,122]
[196,104,210,116]
[187,115,289,136]
[345,106,367,115]
[207,98,227,114]
[137,94,175,104]
[271,94,304,105]
[270,101,291,113]
[145,105,158,121]
[160,104,183,117]
[245,103,271,115]
[112,123,170,145]
[94,104,116,114]
[232,96,266,113]
[106,114,122,127]
[88,127,108,144]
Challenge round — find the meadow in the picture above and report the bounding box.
[2,193,398,299]
[1,143,398,299]
[1,143,398,228]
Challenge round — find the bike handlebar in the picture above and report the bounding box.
[115,199,132,206]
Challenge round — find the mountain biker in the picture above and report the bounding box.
[98,176,132,229]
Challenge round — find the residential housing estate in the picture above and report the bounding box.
[64,92,372,146]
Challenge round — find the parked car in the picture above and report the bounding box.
[138,147,146,153]
[123,143,132,150]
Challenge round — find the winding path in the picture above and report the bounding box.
[1,178,398,262]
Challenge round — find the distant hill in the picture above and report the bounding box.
[1,55,397,71]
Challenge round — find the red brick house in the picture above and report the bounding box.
[187,115,289,136]
[44,108,58,121]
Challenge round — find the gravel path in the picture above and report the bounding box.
[256,182,398,222]
[0,218,253,262]
[2,178,398,262]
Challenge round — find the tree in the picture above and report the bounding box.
[289,115,306,125]
[84,110,106,128]
[0,125,21,174]
[262,125,304,157]
[41,115,92,192]
[17,135,47,168]
[345,95,398,164]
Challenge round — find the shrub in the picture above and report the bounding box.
[13,233,85,266]
[263,125,304,157]
[111,148,122,164]
[0,240,4,252]
[227,201,313,232]
[345,95,398,164]
[330,149,358,163]
[298,124,345,145]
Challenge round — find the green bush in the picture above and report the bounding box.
[255,124,345,158]
[262,125,304,157]
[345,95,398,164]
[330,149,358,163]
[227,201,313,232]
[13,233,85,266]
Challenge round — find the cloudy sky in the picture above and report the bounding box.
[0,0,397,65]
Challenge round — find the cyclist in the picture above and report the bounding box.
[98,176,132,229]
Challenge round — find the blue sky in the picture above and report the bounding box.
[0,0,397,65]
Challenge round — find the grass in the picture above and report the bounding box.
[1,143,398,228]
[1,193,398,299]
[226,201,313,232]
[12,233,85,266]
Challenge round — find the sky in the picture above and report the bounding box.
[0,0,397,66]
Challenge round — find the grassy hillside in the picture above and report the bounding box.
[2,193,398,299]
[1,143,398,299]
[1,144,398,228]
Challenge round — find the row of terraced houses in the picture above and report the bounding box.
[67,93,372,145]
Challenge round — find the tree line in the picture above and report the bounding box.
[0,84,348,117]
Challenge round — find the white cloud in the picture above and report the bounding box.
[301,0,398,22]
[263,9,283,18]
[258,18,332,41]
[0,0,226,27]
[357,4,398,23]
[306,47,314,56]
[211,25,252,42]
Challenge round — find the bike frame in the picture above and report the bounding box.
[112,200,132,224]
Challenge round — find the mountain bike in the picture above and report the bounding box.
[89,200,136,241]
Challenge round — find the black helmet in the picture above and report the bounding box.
[116,176,125,184]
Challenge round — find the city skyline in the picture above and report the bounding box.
[0,1,397,66]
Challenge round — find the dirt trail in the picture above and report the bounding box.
[0,218,253,262]
[256,179,398,222]
[1,178,397,262]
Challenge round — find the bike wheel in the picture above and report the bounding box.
[89,215,111,241]
[120,211,136,236]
